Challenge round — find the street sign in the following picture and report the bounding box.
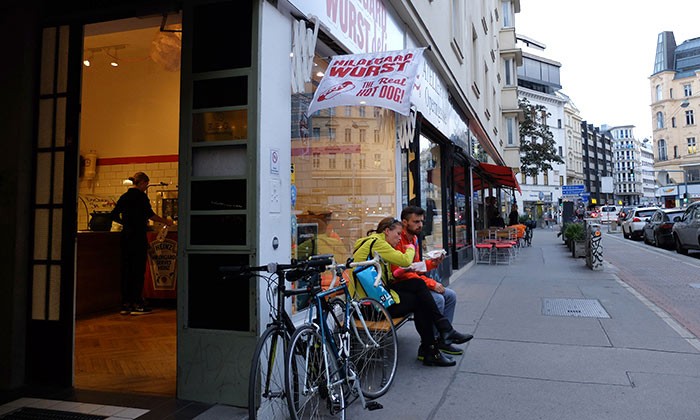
[562,185,585,195]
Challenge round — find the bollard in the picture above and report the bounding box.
[585,222,603,270]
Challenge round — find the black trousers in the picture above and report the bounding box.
[120,232,148,306]
[388,278,448,346]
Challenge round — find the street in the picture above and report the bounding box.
[601,231,700,339]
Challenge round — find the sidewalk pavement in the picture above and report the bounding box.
[342,228,700,420]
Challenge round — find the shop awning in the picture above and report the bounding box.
[473,162,521,193]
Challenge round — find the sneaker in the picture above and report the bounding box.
[421,344,456,367]
[120,304,132,315]
[417,346,454,362]
[438,342,464,356]
[130,305,153,315]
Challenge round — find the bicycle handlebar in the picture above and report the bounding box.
[219,256,333,281]
[325,253,383,289]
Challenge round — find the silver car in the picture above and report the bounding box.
[621,206,658,240]
[671,202,700,254]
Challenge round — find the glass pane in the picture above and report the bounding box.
[419,135,442,252]
[57,26,69,93]
[292,95,396,259]
[190,215,246,245]
[192,146,247,177]
[35,152,51,204]
[192,1,251,72]
[53,152,64,204]
[32,265,47,320]
[38,99,54,148]
[193,76,247,109]
[48,265,61,321]
[52,209,62,259]
[55,97,66,147]
[40,28,56,95]
[187,253,250,330]
[34,209,49,260]
[191,180,246,211]
[453,165,471,250]
[193,110,247,142]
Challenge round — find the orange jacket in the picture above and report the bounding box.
[391,230,439,290]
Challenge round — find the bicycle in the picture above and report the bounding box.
[284,254,398,420]
[220,256,332,420]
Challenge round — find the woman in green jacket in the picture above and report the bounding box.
[353,217,470,366]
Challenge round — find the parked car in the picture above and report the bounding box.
[671,202,700,254]
[621,206,659,239]
[616,206,634,225]
[642,208,685,248]
[599,205,619,224]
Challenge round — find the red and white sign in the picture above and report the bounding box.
[307,48,425,116]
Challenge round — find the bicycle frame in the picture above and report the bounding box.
[296,256,385,412]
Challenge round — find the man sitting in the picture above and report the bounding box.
[392,205,473,360]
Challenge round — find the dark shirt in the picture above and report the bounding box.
[508,211,519,226]
[111,188,155,234]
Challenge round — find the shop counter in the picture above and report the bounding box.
[76,231,122,316]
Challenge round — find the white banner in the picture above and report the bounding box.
[307,48,425,116]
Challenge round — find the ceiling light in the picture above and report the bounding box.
[83,58,91,67]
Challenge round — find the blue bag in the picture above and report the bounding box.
[352,238,395,308]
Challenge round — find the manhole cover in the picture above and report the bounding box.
[542,298,610,318]
[0,407,107,420]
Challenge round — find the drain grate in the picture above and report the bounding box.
[0,407,108,420]
[542,298,610,318]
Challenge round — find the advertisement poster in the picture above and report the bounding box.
[307,48,425,116]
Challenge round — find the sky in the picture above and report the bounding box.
[516,0,700,141]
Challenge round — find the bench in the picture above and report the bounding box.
[354,313,413,333]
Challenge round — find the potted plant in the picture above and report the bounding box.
[564,222,586,257]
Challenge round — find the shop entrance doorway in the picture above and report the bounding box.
[74,14,181,396]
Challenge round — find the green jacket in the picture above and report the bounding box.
[351,233,415,303]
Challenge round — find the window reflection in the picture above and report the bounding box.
[290,53,397,295]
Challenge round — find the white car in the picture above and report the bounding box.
[621,207,659,239]
[599,205,619,224]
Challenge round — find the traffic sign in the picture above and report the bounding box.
[562,185,585,195]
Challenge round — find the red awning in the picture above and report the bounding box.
[473,162,521,193]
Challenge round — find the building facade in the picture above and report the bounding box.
[607,125,644,206]
[650,31,700,205]
[562,93,584,187]
[515,39,567,220]
[0,0,522,407]
[580,123,614,206]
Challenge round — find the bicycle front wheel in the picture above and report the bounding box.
[349,297,398,399]
[286,325,345,420]
[248,325,289,420]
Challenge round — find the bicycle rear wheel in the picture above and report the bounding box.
[348,297,398,399]
[248,325,289,420]
[286,325,345,420]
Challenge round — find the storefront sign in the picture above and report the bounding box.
[288,0,403,53]
[307,48,425,116]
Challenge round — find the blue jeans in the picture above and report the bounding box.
[431,287,457,338]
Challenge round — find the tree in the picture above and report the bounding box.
[518,98,564,177]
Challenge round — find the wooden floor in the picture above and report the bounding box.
[74,308,177,396]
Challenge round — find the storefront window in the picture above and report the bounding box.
[290,52,397,309]
[418,135,442,252]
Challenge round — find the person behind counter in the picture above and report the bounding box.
[111,171,173,315]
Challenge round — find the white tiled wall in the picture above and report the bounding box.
[78,161,179,231]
